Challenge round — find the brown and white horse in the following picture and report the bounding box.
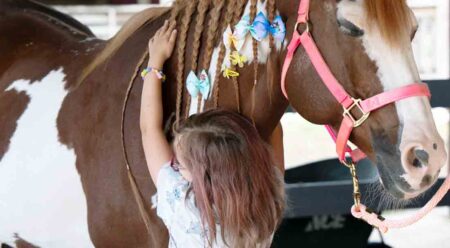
[0,0,446,246]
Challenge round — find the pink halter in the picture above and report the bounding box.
[281,0,449,233]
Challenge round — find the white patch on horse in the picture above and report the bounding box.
[0,69,93,247]
[338,0,446,188]
[188,97,200,117]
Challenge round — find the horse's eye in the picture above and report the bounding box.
[337,18,364,37]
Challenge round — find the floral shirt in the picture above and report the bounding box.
[151,162,227,248]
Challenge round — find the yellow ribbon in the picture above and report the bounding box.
[222,68,240,79]
[228,34,238,50]
[229,51,247,68]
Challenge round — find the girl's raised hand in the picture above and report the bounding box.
[148,20,177,67]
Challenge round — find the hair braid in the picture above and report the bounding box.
[174,0,197,128]
[250,0,258,125]
[183,0,212,117]
[230,66,241,113]
[200,0,225,113]
[218,0,236,36]
[265,0,277,104]
[212,0,237,109]
[227,0,248,113]
[191,0,211,72]
[170,0,185,22]
[202,0,226,71]
[266,0,276,48]
[213,43,225,109]
[232,0,247,24]
[227,0,243,113]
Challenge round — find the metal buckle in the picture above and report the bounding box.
[343,98,370,128]
[294,21,310,35]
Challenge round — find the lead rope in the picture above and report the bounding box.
[344,159,450,233]
[121,50,152,234]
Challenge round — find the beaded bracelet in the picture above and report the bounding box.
[141,67,166,82]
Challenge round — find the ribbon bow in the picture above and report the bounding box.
[229,51,247,68]
[186,70,211,100]
[222,67,239,79]
[223,26,240,50]
[234,12,286,42]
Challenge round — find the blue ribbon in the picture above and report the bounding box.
[186,70,211,100]
[235,12,286,42]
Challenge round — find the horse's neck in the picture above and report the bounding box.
[165,0,288,140]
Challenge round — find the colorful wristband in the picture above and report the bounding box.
[141,67,166,82]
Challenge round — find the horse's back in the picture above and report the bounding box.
[0,0,94,36]
[0,1,97,247]
[0,2,171,247]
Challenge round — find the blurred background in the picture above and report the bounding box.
[30,0,450,247]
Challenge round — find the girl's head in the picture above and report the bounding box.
[172,109,285,247]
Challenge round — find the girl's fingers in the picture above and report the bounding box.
[170,20,176,27]
[155,24,163,36]
[155,20,167,37]
[164,21,175,38]
[161,20,169,34]
[168,21,176,33]
[154,29,161,38]
[151,20,174,45]
[169,29,177,45]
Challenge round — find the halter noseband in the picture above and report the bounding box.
[280,0,450,233]
[280,0,430,163]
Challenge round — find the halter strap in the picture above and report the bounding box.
[281,0,446,232]
[297,0,310,23]
[281,0,430,162]
[335,83,430,161]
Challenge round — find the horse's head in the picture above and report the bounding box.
[278,0,447,199]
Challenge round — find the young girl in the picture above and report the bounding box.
[140,20,285,247]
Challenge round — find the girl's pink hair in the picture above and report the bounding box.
[173,109,285,247]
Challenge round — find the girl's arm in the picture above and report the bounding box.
[140,20,177,184]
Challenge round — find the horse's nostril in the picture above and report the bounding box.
[420,174,433,188]
[414,149,429,166]
[412,158,422,168]
[406,148,430,169]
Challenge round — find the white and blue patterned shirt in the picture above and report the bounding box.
[152,162,228,248]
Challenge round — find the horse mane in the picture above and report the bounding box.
[80,0,276,127]
[170,0,276,125]
[77,6,170,86]
[364,0,413,45]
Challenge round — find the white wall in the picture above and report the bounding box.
[55,1,449,79]
[54,4,167,39]
[409,0,450,79]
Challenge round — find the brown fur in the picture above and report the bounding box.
[0,0,423,246]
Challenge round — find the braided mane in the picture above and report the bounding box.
[171,0,277,126]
